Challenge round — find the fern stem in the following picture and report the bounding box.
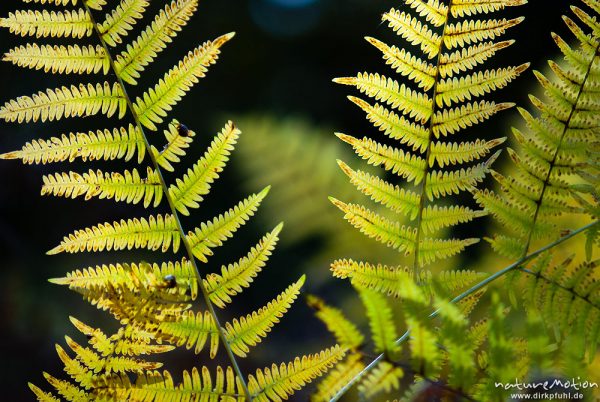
[329,219,599,402]
[521,41,600,257]
[412,1,452,279]
[81,4,253,400]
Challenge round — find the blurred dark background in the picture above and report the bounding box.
[0,0,568,400]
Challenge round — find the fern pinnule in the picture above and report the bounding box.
[0,1,340,400]
[333,0,528,279]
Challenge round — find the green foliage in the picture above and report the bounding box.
[475,0,600,259]
[0,1,342,401]
[332,0,529,278]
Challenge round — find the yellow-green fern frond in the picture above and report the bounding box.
[41,167,162,207]
[444,17,524,49]
[50,259,198,300]
[359,288,400,356]
[248,346,346,402]
[478,0,600,259]
[133,33,234,130]
[224,275,306,357]
[158,310,219,357]
[99,0,148,47]
[333,73,433,122]
[205,224,282,309]
[187,187,269,262]
[429,138,506,168]
[28,383,60,402]
[0,125,145,164]
[169,122,240,215]
[310,353,365,402]
[114,0,199,85]
[357,361,403,399]
[334,0,527,275]
[64,336,162,373]
[383,9,442,58]
[151,120,196,172]
[0,82,126,123]
[520,255,600,355]
[160,276,306,358]
[432,101,514,137]
[307,295,365,350]
[365,36,436,90]
[47,214,179,255]
[0,9,93,39]
[3,44,109,75]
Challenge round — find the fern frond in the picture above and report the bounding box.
[359,288,400,356]
[169,122,239,215]
[99,0,148,47]
[42,373,87,402]
[28,383,60,402]
[0,82,126,123]
[157,310,219,357]
[347,96,430,152]
[383,9,442,58]
[0,125,145,164]
[205,224,282,309]
[357,361,403,399]
[41,167,162,207]
[432,101,514,137]
[478,0,600,258]
[133,33,234,130]
[521,256,600,355]
[335,134,426,183]
[151,120,196,172]
[333,73,432,122]
[307,295,365,350]
[0,9,93,39]
[114,0,199,85]
[430,138,506,168]
[248,346,346,402]
[47,214,179,255]
[3,44,109,75]
[69,317,175,357]
[334,0,527,276]
[50,259,198,300]
[444,17,524,49]
[439,39,515,78]
[64,335,162,373]
[337,160,421,219]
[436,63,529,107]
[224,275,306,358]
[366,36,436,90]
[187,187,269,262]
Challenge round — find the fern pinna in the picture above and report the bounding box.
[331,0,529,279]
[0,1,343,401]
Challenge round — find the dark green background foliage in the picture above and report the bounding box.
[0,1,567,399]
